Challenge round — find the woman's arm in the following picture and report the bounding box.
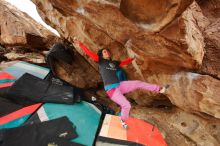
[74,40,99,62]
[119,57,135,67]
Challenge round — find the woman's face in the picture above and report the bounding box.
[102,49,111,59]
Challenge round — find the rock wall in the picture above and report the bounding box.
[0,0,58,50]
[0,0,60,65]
[131,106,220,146]
[120,0,194,31]
[197,0,220,78]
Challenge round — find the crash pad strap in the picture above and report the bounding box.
[97,136,144,146]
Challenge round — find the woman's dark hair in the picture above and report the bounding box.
[97,49,104,59]
[97,48,111,60]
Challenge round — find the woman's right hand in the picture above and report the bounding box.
[73,37,80,44]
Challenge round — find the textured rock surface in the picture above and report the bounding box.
[159,2,208,65]
[197,0,220,78]
[202,19,220,78]
[196,0,220,23]
[120,0,194,31]
[4,51,45,64]
[164,72,220,119]
[0,0,58,50]
[131,106,220,146]
[53,51,101,89]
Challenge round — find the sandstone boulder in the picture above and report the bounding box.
[131,106,220,146]
[0,0,58,50]
[120,0,194,31]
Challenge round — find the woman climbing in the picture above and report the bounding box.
[73,38,168,129]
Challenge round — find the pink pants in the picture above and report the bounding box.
[106,80,161,121]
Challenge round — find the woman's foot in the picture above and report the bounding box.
[121,120,128,129]
[159,84,170,94]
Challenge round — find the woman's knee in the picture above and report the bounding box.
[122,101,131,110]
[131,80,143,86]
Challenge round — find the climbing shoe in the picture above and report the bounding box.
[121,120,128,129]
[159,84,170,94]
